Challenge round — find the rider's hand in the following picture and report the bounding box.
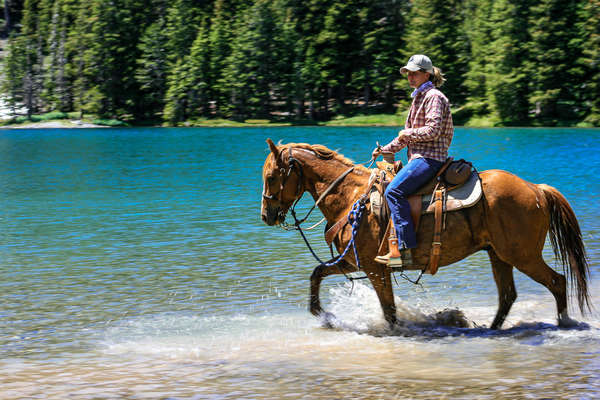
[372,147,382,159]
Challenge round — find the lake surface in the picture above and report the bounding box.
[1,126,599,399]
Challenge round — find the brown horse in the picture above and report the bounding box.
[260,139,591,329]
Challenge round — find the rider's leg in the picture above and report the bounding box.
[377,157,443,264]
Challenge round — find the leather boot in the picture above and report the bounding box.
[375,248,413,267]
[374,220,401,264]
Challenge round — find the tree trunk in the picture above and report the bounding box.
[336,85,346,115]
[4,0,11,34]
[295,76,305,120]
[308,88,315,120]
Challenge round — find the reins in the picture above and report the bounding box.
[273,147,426,289]
[291,197,369,285]
[279,148,370,284]
[283,164,355,228]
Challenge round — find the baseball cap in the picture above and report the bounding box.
[400,54,433,74]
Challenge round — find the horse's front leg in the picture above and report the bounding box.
[310,259,358,317]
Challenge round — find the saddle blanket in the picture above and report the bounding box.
[421,170,482,214]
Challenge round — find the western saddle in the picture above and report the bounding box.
[325,154,481,276]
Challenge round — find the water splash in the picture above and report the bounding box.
[325,281,470,336]
[322,281,597,342]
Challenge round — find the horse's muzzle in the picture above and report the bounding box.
[261,205,283,226]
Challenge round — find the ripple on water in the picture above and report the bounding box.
[1,127,599,399]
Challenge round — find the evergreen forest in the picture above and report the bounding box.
[1,0,598,126]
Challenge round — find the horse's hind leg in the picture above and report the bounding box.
[488,249,517,330]
[513,256,575,327]
[310,259,358,317]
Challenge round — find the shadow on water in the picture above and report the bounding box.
[320,309,592,343]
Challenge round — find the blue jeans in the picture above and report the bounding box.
[384,157,444,249]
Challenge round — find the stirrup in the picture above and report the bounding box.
[374,250,413,267]
[374,252,396,264]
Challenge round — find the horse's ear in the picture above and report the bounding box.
[266,138,279,158]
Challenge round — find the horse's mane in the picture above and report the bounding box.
[280,142,368,172]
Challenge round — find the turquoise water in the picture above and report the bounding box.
[1,127,599,399]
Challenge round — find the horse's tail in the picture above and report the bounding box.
[539,184,591,314]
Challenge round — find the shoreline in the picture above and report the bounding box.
[0,120,109,129]
[0,116,597,130]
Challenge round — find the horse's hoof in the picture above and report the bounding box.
[558,312,580,328]
[319,312,337,329]
[558,317,588,329]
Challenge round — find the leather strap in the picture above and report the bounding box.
[435,157,454,179]
[314,167,355,208]
[376,218,391,255]
[387,220,401,257]
[408,195,422,232]
[325,216,347,246]
[325,167,381,246]
[428,188,444,275]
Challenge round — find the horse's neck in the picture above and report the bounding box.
[305,160,368,222]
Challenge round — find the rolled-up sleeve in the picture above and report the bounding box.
[381,135,408,153]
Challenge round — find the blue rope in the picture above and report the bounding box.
[322,199,366,269]
[289,197,368,287]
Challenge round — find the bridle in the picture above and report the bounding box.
[262,148,304,203]
[263,147,369,286]
[263,144,426,288]
[262,148,306,225]
[263,147,355,228]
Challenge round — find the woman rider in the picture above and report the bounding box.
[372,54,454,267]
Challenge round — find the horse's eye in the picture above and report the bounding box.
[267,175,276,184]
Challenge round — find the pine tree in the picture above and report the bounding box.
[164,0,203,63]
[485,0,530,124]
[162,58,189,124]
[77,0,120,115]
[2,33,27,114]
[136,16,170,120]
[185,21,212,118]
[71,0,95,117]
[463,0,531,125]
[527,0,580,123]
[70,0,151,119]
[162,19,213,123]
[208,0,236,116]
[223,0,285,120]
[359,0,407,112]
[42,0,76,111]
[576,0,600,126]
[315,0,365,114]
[3,0,27,36]
[401,0,469,106]
[284,0,333,120]
[276,2,304,119]
[12,0,45,117]
[1,0,595,127]
[462,0,494,118]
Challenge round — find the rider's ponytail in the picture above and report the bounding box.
[429,66,446,88]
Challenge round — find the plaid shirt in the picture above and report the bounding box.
[382,84,453,162]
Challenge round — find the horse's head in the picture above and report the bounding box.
[261,138,304,225]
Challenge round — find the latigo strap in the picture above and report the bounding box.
[428,187,445,275]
